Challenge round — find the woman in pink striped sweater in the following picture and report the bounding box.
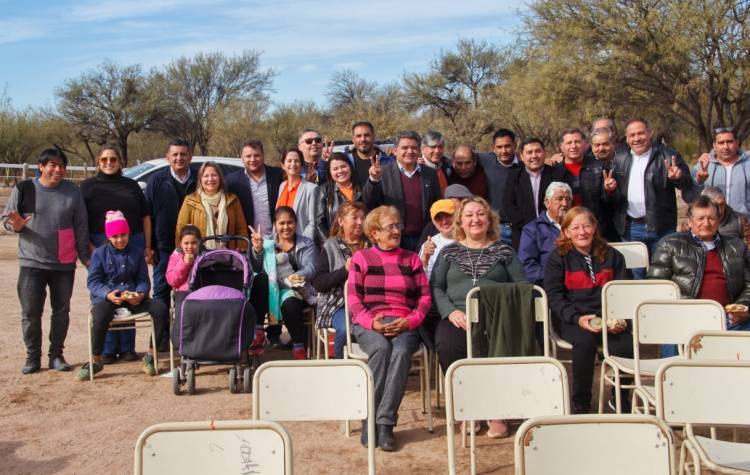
[347,206,431,452]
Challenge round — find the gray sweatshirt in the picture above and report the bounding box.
[2,178,90,270]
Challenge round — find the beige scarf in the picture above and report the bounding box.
[199,191,228,249]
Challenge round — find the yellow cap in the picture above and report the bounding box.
[430,199,456,220]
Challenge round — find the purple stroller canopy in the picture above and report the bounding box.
[188,248,252,291]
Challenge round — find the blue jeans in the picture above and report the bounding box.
[331,307,347,359]
[622,222,675,279]
[92,233,145,355]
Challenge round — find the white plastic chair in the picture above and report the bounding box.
[87,310,158,381]
[597,280,680,413]
[656,359,750,474]
[686,330,750,361]
[251,359,376,475]
[134,419,292,475]
[343,282,433,432]
[631,300,726,414]
[445,357,569,475]
[514,414,676,475]
[610,241,650,270]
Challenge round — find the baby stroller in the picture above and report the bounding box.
[171,235,257,395]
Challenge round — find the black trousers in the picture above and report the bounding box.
[91,299,168,356]
[559,321,633,410]
[280,297,307,345]
[435,318,467,374]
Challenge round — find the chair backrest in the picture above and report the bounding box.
[635,300,726,346]
[656,359,750,427]
[465,284,550,358]
[252,359,372,422]
[686,330,750,360]
[134,420,292,475]
[252,359,376,475]
[601,280,679,357]
[445,357,569,422]
[610,241,650,270]
[514,415,675,475]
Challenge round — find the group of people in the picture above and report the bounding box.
[5,117,750,452]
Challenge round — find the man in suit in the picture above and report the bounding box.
[226,139,284,348]
[363,130,442,252]
[503,137,570,250]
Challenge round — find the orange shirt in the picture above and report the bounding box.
[338,184,354,202]
[277,180,300,209]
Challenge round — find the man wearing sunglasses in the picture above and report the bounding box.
[298,128,324,184]
[693,127,750,217]
[3,148,90,374]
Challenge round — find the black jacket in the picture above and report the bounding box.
[225,166,284,229]
[146,168,196,252]
[503,165,570,250]
[316,184,364,242]
[648,231,750,304]
[573,156,619,242]
[362,162,441,233]
[611,143,699,236]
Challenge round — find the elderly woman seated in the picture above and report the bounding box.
[519,182,572,285]
[347,205,431,452]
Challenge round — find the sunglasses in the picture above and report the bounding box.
[99,157,119,163]
[302,137,323,145]
[714,127,735,135]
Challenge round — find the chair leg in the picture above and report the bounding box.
[150,316,159,374]
[424,350,433,432]
[419,355,426,415]
[597,362,608,413]
[88,314,95,382]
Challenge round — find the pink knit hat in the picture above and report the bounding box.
[105,210,130,238]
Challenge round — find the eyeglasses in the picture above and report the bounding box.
[99,157,119,164]
[714,127,735,135]
[302,137,323,145]
[380,223,403,232]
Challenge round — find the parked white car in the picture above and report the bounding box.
[123,156,244,191]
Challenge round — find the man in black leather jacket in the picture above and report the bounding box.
[610,120,699,276]
[648,196,750,333]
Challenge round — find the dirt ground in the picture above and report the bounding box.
[0,232,538,475]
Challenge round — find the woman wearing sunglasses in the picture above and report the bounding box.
[80,145,153,363]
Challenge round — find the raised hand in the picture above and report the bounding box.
[249,224,264,253]
[322,138,333,161]
[695,153,710,183]
[602,169,617,193]
[6,210,31,232]
[423,235,436,259]
[368,155,382,181]
[665,155,683,181]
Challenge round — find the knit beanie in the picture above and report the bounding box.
[105,210,130,238]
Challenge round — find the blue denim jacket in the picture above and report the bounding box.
[87,242,150,304]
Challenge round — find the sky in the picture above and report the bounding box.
[0,0,525,111]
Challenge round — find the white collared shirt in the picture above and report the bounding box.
[626,148,652,218]
[546,211,561,230]
[170,167,191,184]
[527,168,542,216]
[398,163,421,178]
[247,169,272,237]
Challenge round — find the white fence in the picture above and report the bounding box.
[0,163,96,186]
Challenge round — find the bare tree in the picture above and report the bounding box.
[326,69,378,109]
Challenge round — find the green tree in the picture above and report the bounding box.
[152,51,275,155]
[56,61,158,165]
[524,0,750,150]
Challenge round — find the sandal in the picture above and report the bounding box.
[486,419,509,439]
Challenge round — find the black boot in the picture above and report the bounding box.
[21,357,40,374]
[377,424,396,452]
[360,421,377,448]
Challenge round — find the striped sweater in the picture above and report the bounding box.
[347,246,431,331]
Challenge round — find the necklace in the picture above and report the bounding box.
[464,241,487,285]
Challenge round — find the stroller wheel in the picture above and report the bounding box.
[243,366,252,393]
[229,367,238,394]
[171,368,181,395]
[186,366,196,395]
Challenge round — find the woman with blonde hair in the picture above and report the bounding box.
[544,206,632,414]
[431,196,526,437]
[175,162,248,249]
[313,201,368,358]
